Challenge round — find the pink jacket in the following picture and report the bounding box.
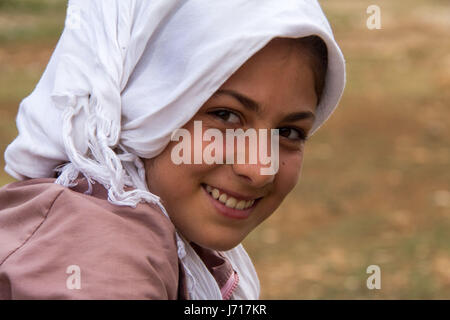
[0,178,237,299]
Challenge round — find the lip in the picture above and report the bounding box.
[202,184,260,220]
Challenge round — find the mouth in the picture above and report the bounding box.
[201,183,262,220]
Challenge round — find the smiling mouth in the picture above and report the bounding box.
[202,183,261,209]
[201,183,262,220]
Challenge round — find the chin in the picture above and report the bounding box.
[189,232,245,252]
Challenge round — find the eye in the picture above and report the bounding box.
[208,109,242,125]
[278,127,308,142]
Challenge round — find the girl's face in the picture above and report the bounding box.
[144,38,318,251]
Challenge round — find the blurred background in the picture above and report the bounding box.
[0,0,449,299]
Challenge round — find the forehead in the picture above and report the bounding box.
[215,38,318,116]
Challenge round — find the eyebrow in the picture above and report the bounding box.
[214,89,316,122]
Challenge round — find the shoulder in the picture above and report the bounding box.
[0,178,65,212]
[0,178,65,266]
[0,178,179,299]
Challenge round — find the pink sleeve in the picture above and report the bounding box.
[0,180,180,300]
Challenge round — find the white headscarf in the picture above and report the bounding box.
[4,0,345,299]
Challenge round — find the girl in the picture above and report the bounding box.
[0,0,345,299]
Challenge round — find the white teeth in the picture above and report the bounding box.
[211,188,220,199]
[235,200,246,210]
[218,193,228,203]
[225,197,237,208]
[205,185,256,210]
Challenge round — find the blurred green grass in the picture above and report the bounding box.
[1,0,449,299]
[0,0,65,44]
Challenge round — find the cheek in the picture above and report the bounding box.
[277,150,304,194]
[253,150,303,226]
[146,137,218,196]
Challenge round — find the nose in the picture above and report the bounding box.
[231,162,275,188]
[229,129,277,188]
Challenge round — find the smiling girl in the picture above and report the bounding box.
[0,0,345,299]
[144,37,325,253]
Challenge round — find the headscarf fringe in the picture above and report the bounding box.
[55,94,161,208]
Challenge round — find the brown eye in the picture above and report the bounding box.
[209,109,241,125]
[279,127,308,142]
